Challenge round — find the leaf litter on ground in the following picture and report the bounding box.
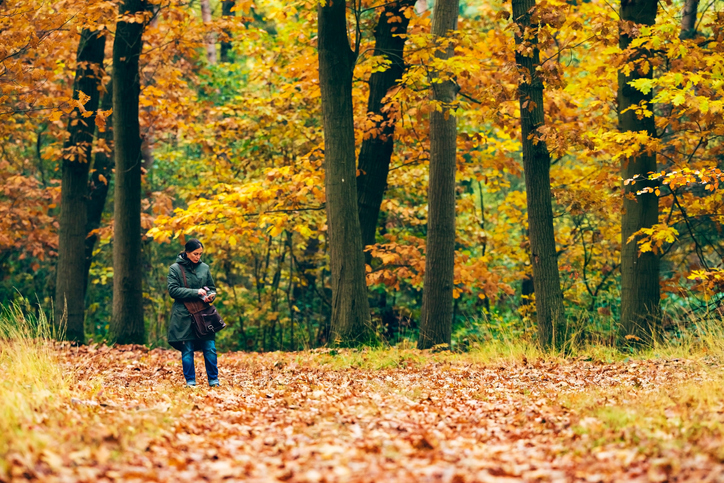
[3,344,724,482]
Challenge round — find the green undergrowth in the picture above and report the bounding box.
[283,309,724,371]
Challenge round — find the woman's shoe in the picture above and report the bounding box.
[209,380,220,388]
[186,381,197,387]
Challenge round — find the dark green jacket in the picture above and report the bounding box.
[167,252,216,348]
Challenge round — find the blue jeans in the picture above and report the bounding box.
[181,340,218,385]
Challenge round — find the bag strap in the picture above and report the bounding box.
[177,263,189,288]
[175,263,207,314]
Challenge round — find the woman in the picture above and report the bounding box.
[167,239,220,387]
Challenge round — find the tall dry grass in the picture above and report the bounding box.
[0,303,69,468]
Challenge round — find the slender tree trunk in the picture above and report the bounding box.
[84,80,113,294]
[286,230,295,350]
[55,29,106,343]
[418,0,459,350]
[512,0,565,348]
[318,0,372,345]
[220,0,235,63]
[680,0,699,39]
[357,0,415,259]
[111,0,146,345]
[619,0,659,341]
[200,0,217,64]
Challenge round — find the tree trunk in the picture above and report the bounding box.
[357,0,415,260]
[220,1,235,63]
[512,0,566,348]
[84,80,113,294]
[55,29,106,343]
[417,0,459,350]
[680,0,699,39]
[619,0,659,341]
[200,0,217,64]
[318,0,372,345]
[111,0,146,345]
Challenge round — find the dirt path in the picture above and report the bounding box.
[5,346,724,482]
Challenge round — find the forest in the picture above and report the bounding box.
[4,0,724,481]
[2,0,724,351]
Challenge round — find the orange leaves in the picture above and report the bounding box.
[75,90,91,111]
[360,112,388,141]
[230,0,256,14]
[9,346,721,482]
[367,240,425,290]
[628,223,679,255]
[139,85,165,107]
[530,0,567,30]
[652,167,724,192]
[95,108,112,131]
[366,237,513,301]
[48,110,65,122]
[117,11,149,24]
[0,170,59,258]
[688,268,724,296]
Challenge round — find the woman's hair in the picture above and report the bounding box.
[184,238,204,253]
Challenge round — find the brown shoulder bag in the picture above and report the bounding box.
[177,264,226,337]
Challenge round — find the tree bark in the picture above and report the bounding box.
[417,0,459,350]
[318,0,372,345]
[111,0,146,345]
[55,29,106,343]
[680,0,699,39]
[619,0,659,341]
[357,0,414,260]
[84,80,113,294]
[200,0,217,64]
[220,1,235,63]
[512,0,566,348]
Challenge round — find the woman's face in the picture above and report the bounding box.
[187,247,203,263]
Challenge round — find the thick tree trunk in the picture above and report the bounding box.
[200,0,217,64]
[357,0,414,259]
[619,0,659,341]
[111,0,146,345]
[55,29,106,343]
[318,0,372,345]
[512,0,565,348]
[220,0,235,63]
[680,0,699,39]
[418,0,459,350]
[84,80,113,294]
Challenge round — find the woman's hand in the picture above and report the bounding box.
[197,288,207,297]
[204,292,216,303]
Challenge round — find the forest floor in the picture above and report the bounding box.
[3,345,724,482]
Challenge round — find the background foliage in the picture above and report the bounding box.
[1,0,723,350]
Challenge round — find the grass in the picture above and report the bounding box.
[290,338,545,370]
[0,303,69,472]
[562,372,724,463]
[287,313,724,372]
